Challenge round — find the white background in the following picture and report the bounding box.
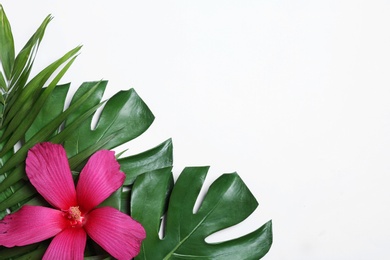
[2,1,390,259]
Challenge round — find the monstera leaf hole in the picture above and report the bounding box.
[131,167,273,259]
[191,166,215,215]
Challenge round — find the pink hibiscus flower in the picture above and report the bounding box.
[0,142,146,259]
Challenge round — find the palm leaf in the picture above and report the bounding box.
[0,4,14,81]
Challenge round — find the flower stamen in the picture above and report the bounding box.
[64,206,85,227]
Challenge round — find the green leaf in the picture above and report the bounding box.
[0,4,15,81]
[0,181,36,212]
[63,80,107,153]
[0,71,6,92]
[1,45,80,137]
[64,87,155,158]
[0,165,23,193]
[0,56,77,156]
[0,80,102,175]
[131,167,174,234]
[10,15,52,92]
[0,243,41,259]
[132,167,272,260]
[99,187,122,211]
[14,244,46,259]
[25,83,70,140]
[119,138,173,185]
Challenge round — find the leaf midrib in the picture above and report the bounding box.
[162,184,232,260]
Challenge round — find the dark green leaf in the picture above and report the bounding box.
[63,80,107,153]
[99,187,122,211]
[120,188,131,214]
[14,244,46,259]
[132,167,174,232]
[132,167,272,260]
[119,138,173,185]
[0,243,41,259]
[0,181,35,212]
[64,87,154,158]
[0,165,24,193]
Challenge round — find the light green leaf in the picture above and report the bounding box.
[9,15,52,92]
[1,45,81,137]
[0,56,78,155]
[0,71,6,92]
[25,83,70,141]
[0,4,15,81]
[0,80,102,175]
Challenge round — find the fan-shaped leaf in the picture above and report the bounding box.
[0,180,36,212]
[9,14,52,93]
[0,45,81,140]
[0,56,78,156]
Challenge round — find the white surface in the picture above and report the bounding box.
[2,1,390,259]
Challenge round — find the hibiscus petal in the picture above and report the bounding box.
[26,142,77,210]
[0,205,67,247]
[43,227,86,260]
[76,150,125,212]
[84,207,146,259]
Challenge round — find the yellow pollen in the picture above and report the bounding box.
[68,206,81,221]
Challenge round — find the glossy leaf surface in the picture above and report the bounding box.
[132,167,272,260]
[119,138,173,185]
[64,84,154,158]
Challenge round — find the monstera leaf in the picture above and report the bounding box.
[131,167,272,259]
[0,5,272,259]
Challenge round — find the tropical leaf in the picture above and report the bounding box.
[25,83,70,140]
[131,167,273,260]
[0,4,14,81]
[119,138,173,185]
[0,5,272,260]
[9,14,52,94]
[63,82,154,159]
